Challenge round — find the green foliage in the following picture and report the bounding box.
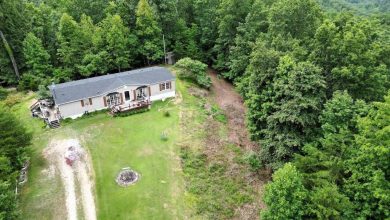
[213,0,252,71]
[113,107,149,117]
[21,32,52,90]
[0,105,31,218]
[344,91,390,219]
[174,58,211,88]
[37,85,52,100]
[98,14,135,71]
[0,87,8,100]
[246,54,326,169]
[269,0,322,40]
[244,152,262,172]
[225,0,269,81]
[136,0,163,65]
[180,147,252,219]
[262,163,308,219]
[310,14,389,101]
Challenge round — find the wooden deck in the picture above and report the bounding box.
[110,100,151,115]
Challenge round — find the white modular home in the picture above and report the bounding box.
[32,67,176,127]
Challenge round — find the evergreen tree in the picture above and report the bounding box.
[99,14,136,72]
[135,0,163,65]
[21,33,52,90]
[23,33,52,77]
[56,13,83,78]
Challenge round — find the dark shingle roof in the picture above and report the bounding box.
[49,67,175,105]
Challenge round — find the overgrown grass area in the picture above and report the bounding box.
[176,79,257,219]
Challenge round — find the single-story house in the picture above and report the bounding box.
[41,67,175,122]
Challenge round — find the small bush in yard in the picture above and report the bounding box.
[174,57,211,89]
[163,111,170,117]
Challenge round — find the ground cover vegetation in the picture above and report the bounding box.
[1,0,389,219]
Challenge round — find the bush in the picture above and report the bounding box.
[245,152,262,171]
[163,111,170,117]
[37,85,52,100]
[174,57,212,89]
[0,87,8,100]
[113,107,149,117]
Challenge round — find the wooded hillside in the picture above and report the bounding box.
[0,0,389,219]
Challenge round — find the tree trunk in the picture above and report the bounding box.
[0,30,20,80]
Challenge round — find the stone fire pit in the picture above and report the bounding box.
[115,167,140,187]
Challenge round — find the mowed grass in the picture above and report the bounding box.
[16,88,187,219]
[82,101,185,219]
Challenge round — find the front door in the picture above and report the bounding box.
[106,93,121,106]
[136,87,147,100]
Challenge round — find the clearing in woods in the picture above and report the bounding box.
[17,68,265,219]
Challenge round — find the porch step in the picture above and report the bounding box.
[49,120,61,129]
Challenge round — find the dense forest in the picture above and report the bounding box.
[0,0,389,219]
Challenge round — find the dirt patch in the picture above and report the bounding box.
[207,70,268,219]
[43,139,96,220]
[208,70,257,151]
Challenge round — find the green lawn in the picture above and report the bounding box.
[17,84,187,219]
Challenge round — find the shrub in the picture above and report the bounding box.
[37,85,52,100]
[174,57,211,89]
[113,108,149,117]
[245,152,262,171]
[0,87,8,100]
[163,111,170,117]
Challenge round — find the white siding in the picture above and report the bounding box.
[58,80,176,119]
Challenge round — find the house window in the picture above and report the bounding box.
[166,82,171,90]
[81,98,92,107]
[106,93,121,106]
[160,81,171,91]
[160,83,166,91]
[124,91,130,101]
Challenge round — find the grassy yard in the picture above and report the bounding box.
[15,86,187,219]
[13,72,259,220]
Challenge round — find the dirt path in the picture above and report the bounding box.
[43,139,96,220]
[208,70,257,151]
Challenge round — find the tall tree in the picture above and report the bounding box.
[310,14,389,101]
[135,0,163,65]
[23,33,52,77]
[192,0,220,63]
[56,13,82,78]
[294,91,368,187]
[268,0,322,40]
[0,0,29,84]
[213,0,252,72]
[99,14,136,72]
[225,0,269,81]
[344,91,390,219]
